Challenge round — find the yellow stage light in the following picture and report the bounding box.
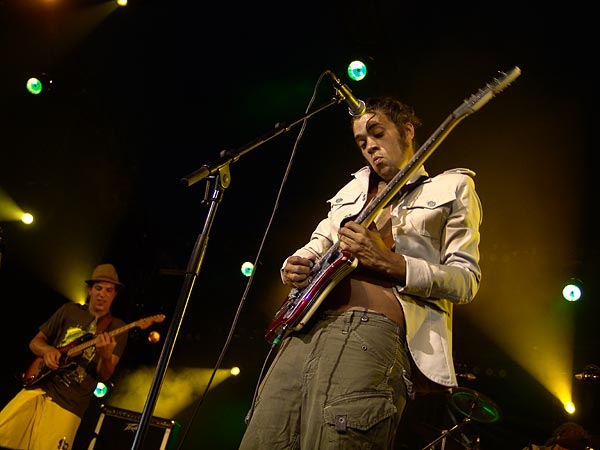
[564,401,575,414]
[21,213,34,225]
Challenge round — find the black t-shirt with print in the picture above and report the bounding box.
[26,302,127,417]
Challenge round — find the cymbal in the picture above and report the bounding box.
[447,387,502,424]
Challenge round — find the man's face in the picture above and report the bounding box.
[352,111,414,182]
[88,281,117,315]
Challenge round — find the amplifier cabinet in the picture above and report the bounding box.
[87,405,180,450]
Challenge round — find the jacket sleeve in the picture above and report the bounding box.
[397,171,482,305]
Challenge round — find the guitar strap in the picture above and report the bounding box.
[371,175,430,249]
[397,173,429,200]
[94,314,113,335]
[379,174,429,211]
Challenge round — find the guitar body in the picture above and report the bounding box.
[264,66,522,344]
[21,333,93,387]
[22,357,78,387]
[265,250,357,344]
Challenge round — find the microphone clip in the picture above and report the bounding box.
[325,70,366,117]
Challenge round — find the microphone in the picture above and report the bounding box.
[326,70,366,116]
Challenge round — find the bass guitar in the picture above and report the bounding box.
[265,66,522,344]
[21,313,166,387]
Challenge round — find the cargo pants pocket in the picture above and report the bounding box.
[323,391,397,449]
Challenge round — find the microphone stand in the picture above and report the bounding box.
[130,94,343,450]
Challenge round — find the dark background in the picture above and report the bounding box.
[1,1,598,449]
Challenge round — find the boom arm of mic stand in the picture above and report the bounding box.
[180,96,340,188]
[133,95,341,450]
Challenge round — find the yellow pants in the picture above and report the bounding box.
[0,388,81,450]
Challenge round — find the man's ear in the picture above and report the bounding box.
[405,122,415,140]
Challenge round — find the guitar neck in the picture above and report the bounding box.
[357,66,522,228]
[65,320,140,357]
[357,112,464,228]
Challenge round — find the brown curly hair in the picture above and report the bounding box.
[545,422,591,450]
[350,96,422,149]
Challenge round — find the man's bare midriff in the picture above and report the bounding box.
[326,194,406,327]
[326,272,406,328]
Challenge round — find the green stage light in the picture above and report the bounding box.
[347,60,367,81]
[26,73,53,95]
[241,261,254,277]
[94,382,108,398]
[26,77,43,95]
[562,279,583,302]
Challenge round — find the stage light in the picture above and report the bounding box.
[241,261,254,277]
[230,367,240,376]
[94,382,109,398]
[26,77,43,95]
[25,74,52,95]
[562,278,583,302]
[347,60,367,81]
[564,401,575,414]
[21,213,33,225]
[148,330,160,343]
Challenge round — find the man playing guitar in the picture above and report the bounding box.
[240,95,484,450]
[0,263,129,450]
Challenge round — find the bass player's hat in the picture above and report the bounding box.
[85,263,124,287]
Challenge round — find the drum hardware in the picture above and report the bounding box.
[420,387,502,450]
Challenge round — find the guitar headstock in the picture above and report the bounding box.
[454,66,522,118]
[138,314,166,330]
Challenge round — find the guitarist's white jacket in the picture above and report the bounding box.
[282,164,482,388]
